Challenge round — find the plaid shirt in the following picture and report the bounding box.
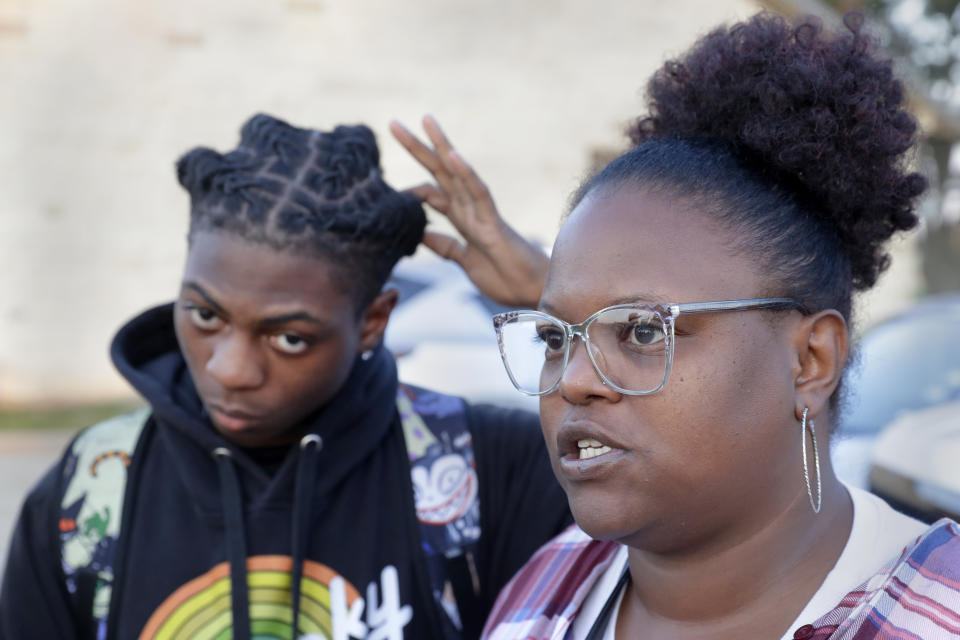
[482,519,960,640]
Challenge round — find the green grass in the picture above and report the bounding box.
[0,401,146,431]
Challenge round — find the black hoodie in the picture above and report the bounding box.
[0,304,571,639]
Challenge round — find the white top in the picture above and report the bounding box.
[571,485,928,640]
[570,544,628,640]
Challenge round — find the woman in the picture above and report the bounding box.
[0,114,571,639]
[393,12,960,640]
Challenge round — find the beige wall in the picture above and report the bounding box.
[3,0,920,405]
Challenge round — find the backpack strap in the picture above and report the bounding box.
[397,383,485,639]
[59,407,150,640]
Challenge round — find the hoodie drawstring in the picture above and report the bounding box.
[213,447,251,640]
[212,435,323,640]
[290,434,322,639]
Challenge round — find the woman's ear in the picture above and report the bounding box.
[791,309,848,421]
[357,289,399,353]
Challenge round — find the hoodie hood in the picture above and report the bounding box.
[110,303,400,513]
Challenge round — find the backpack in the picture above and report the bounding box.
[58,384,483,639]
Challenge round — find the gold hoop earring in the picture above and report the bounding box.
[801,407,822,514]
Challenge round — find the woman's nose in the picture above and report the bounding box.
[557,338,621,404]
[206,333,266,390]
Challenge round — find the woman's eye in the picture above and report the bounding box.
[189,307,223,331]
[627,321,665,346]
[536,327,566,353]
[270,333,309,354]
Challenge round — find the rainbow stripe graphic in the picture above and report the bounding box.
[138,555,361,639]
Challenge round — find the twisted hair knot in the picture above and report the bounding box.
[176,114,425,308]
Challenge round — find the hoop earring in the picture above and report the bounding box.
[801,407,822,514]
[360,349,374,361]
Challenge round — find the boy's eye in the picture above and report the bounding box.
[270,333,309,354]
[189,307,223,331]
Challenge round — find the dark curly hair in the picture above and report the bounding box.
[575,12,926,326]
[176,114,426,310]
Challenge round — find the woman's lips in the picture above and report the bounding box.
[556,426,630,480]
[559,444,628,479]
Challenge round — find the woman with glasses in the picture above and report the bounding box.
[393,11,960,640]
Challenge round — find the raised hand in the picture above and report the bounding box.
[390,115,549,308]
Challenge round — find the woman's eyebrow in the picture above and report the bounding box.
[182,282,227,315]
[538,292,669,315]
[606,292,669,305]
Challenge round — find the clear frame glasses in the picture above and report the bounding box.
[492,298,809,396]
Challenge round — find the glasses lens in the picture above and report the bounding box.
[586,307,669,393]
[497,313,566,394]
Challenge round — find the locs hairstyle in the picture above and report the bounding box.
[576,13,926,325]
[176,114,426,310]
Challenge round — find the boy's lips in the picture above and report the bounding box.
[208,404,263,431]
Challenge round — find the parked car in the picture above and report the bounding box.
[869,401,960,522]
[834,293,960,495]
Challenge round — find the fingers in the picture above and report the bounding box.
[389,120,444,175]
[392,117,471,189]
[422,115,456,168]
[422,230,468,266]
[446,149,493,205]
[407,183,441,201]
[393,116,495,226]
[407,183,450,213]
[419,116,469,201]
[423,117,482,202]
[391,117,462,198]
[418,117,492,205]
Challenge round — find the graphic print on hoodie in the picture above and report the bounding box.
[0,304,572,640]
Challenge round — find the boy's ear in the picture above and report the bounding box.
[358,289,399,352]
[791,309,848,422]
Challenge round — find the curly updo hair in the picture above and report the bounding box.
[576,12,926,326]
[176,114,426,310]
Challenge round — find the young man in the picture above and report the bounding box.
[0,114,570,640]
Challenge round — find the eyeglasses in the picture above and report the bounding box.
[492,298,809,396]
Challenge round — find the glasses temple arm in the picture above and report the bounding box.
[671,298,810,315]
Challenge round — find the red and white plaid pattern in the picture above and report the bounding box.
[482,520,960,640]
